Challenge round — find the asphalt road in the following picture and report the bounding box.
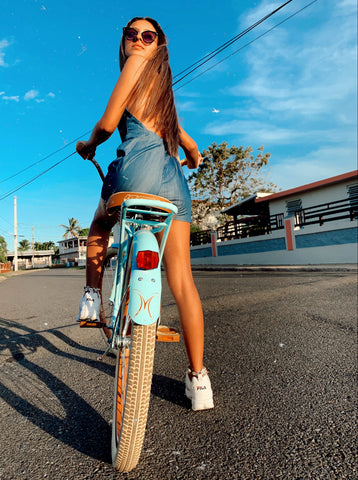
[0,268,356,480]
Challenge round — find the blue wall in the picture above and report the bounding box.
[296,227,358,249]
[190,227,358,262]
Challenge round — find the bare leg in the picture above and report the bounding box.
[159,220,204,372]
[86,198,117,288]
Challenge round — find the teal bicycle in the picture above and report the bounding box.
[81,160,178,472]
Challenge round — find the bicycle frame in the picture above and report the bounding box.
[107,198,177,349]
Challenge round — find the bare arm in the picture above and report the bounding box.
[76,55,147,159]
[179,125,203,169]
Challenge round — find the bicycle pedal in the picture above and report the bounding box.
[79,320,107,328]
[156,325,180,342]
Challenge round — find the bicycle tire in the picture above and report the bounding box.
[112,322,156,472]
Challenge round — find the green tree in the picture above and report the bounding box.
[0,236,7,263]
[188,142,277,226]
[42,241,58,255]
[60,218,82,239]
[37,241,56,250]
[33,240,58,254]
[19,239,31,251]
[79,227,90,237]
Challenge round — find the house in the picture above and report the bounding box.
[58,235,114,266]
[6,250,55,269]
[58,236,88,266]
[190,170,358,265]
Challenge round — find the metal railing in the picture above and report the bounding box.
[294,197,358,227]
[190,214,284,245]
[217,220,267,242]
[189,196,357,245]
[216,213,284,242]
[190,230,211,246]
[270,213,284,230]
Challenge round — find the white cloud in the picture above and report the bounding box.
[204,115,356,145]
[24,89,39,101]
[175,90,201,98]
[240,1,285,30]
[2,95,20,102]
[0,39,11,67]
[176,100,196,112]
[1,89,53,105]
[203,0,357,187]
[270,146,357,190]
[204,119,300,143]
[230,14,357,120]
[335,0,357,13]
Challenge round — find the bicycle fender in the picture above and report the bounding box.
[128,231,161,326]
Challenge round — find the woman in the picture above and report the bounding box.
[76,17,213,411]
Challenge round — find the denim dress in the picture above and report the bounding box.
[101,110,191,222]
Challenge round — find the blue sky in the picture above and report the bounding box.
[0,0,357,249]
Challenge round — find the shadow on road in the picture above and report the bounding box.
[0,317,113,462]
[151,374,189,409]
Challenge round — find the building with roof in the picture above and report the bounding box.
[58,235,114,266]
[58,236,88,266]
[6,250,55,269]
[190,170,358,266]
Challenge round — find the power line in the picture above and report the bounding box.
[0,130,91,184]
[172,0,294,86]
[175,0,319,92]
[0,226,11,236]
[0,0,318,201]
[0,214,13,227]
[0,152,76,202]
[18,223,61,227]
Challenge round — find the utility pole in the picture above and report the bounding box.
[32,226,35,268]
[14,196,18,271]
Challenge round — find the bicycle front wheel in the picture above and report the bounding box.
[112,321,156,472]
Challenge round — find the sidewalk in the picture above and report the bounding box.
[191,263,358,272]
[0,268,49,283]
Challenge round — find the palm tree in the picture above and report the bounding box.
[34,241,42,251]
[44,241,56,250]
[19,239,31,251]
[60,218,82,239]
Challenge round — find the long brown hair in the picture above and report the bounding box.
[119,17,180,157]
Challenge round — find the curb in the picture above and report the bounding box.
[191,264,358,273]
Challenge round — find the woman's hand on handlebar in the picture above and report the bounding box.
[181,152,203,169]
[76,140,96,160]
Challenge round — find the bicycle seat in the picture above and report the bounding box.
[106,191,173,215]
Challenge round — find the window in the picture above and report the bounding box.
[285,199,302,217]
[347,183,358,218]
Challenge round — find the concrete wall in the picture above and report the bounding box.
[191,219,358,266]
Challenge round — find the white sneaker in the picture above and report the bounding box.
[185,367,214,411]
[77,287,101,322]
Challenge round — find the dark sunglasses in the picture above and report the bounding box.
[123,27,158,45]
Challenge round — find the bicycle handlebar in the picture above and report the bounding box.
[86,157,105,183]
